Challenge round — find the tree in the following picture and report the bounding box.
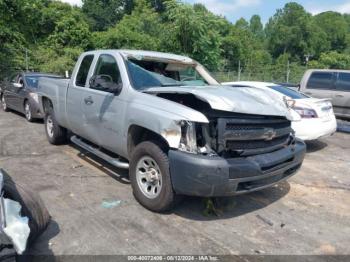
[308,51,350,69]
[47,10,91,49]
[249,15,264,39]
[235,18,249,30]
[93,0,162,51]
[314,12,349,52]
[82,0,127,31]
[265,2,325,60]
[164,1,223,70]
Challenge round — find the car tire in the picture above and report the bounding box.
[24,101,34,122]
[1,94,9,112]
[129,141,177,212]
[1,170,51,246]
[44,108,67,145]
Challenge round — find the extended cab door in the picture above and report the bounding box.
[334,72,350,118]
[66,54,96,141]
[82,53,126,155]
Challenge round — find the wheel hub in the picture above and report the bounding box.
[136,156,162,199]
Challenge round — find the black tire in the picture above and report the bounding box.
[24,101,34,122]
[1,170,51,246]
[129,141,176,212]
[1,94,9,112]
[44,107,67,145]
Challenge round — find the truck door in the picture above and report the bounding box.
[334,72,350,117]
[82,53,126,155]
[66,54,95,141]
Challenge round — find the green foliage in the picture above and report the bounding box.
[93,0,162,50]
[265,3,316,60]
[32,46,83,74]
[249,15,264,39]
[165,0,222,70]
[308,52,350,69]
[314,12,348,52]
[82,0,127,31]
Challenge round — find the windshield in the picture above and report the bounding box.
[126,58,215,90]
[25,76,40,88]
[268,85,309,99]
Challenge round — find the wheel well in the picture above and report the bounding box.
[42,97,53,113]
[128,125,169,157]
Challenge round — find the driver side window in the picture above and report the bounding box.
[93,54,122,90]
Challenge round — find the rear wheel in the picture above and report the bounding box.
[44,107,67,145]
[129,141,176,212]
[24,101,34,122]
[1,95,9,112]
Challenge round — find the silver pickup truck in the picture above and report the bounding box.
[38,50,306,212]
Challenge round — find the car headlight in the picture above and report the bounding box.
[178,121,198,154]
[29,93,39,103]
[292,106,318,118]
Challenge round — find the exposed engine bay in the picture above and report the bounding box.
[149,92,294,158]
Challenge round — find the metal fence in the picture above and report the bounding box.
[212,62,308,84]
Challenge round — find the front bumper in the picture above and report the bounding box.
[169,139,306,197]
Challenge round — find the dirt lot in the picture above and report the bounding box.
[0,109,349,256]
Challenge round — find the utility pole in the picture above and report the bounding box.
[25,49,28,72]
[286,60,290,83]
[237,60,241,81]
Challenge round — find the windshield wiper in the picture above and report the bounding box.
[160,83,183,87]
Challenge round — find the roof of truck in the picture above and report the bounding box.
[82,49,195,64]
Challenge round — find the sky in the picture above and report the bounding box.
[60,0,350,24]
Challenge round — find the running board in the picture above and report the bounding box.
[70,135,129,169]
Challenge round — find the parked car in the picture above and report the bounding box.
[300,69,350,120]
[0,72,61,122]
[37,50,306,212]
[222,81,337,141]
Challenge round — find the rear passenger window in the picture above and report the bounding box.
[75,55,94,87]
[306,72,334,90]
[337,73,350,91]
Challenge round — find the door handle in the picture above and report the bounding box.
[84,96,94,105]
[335,94,344,98]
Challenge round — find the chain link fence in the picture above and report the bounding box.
[212,62,308,84]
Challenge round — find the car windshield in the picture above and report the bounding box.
[268,85,309,99]
[25,76,40,88]
[126,58,215,90]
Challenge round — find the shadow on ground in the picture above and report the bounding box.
[174,181,290,221]
[305,140,328,153]
[5,110,44,125]
[69,143,130,185]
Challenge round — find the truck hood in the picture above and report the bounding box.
[145,85,293,120]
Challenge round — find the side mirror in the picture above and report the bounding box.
[13,83,23,89]
[89,75,122,95]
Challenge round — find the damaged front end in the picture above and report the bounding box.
[148,91,306,197]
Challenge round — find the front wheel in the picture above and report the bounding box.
[129,141,176,212]
[1,94,9,112]
[44,109,67,145]
[24,101,34,122]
